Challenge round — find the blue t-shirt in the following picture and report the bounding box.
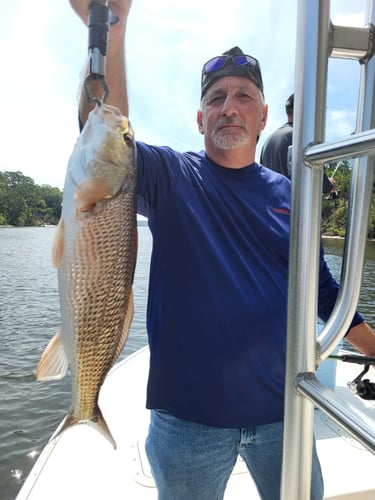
[136,142,363,428]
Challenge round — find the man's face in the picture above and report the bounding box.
[197,76,267,151]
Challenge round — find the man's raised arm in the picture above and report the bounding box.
[69,0,132,125]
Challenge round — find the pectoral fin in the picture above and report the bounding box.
[75,177,111,212]
[36,331,69,381]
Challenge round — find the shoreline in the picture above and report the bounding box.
[322,235,375,242]
[1,226,373,240]
[0,220,149,229]
[0,224,56,228]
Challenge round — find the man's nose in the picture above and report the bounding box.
[220,95,238,115]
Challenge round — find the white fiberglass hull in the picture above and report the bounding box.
[16,346,375,500]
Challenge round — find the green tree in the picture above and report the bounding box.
[39,185,63,221]
[0,172,8,223]
[0,171,62,226]
[322,159,375,239]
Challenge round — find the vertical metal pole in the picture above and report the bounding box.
[281,1,330,499]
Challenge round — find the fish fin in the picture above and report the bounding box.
[53,408,117,449]
[113,289,134,362]
[52,218,65,268]
[75,177,111,212]
[36,331,69,381]
[87,408,117,449]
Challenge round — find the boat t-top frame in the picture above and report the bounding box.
[282,1,375,498]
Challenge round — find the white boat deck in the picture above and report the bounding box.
[16,346,375,500]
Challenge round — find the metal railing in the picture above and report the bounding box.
[281,1,375,499]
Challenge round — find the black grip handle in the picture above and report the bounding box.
[330,353,375,365]
[88,3,109,56]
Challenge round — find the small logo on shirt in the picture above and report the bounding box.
[273,207,290,215]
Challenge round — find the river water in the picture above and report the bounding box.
[0,226,151,499]
[0,228,374,499]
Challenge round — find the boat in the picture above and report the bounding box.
[17,0,375,498]
[15,345,375,500]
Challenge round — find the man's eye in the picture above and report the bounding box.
[209,96,225,104]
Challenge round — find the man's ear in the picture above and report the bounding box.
[260,104,268,132]
[197,110,204,134]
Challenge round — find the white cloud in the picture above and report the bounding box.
[332,13,365,27]
[327,109,357,140]
[331,0,367,25]
[0,1,85,188]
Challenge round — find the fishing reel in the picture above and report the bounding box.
[354,378,375,400]
[332,354,375,400]
[325,189,340,200]
[348,363,375,400]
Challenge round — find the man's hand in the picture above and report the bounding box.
[328,177,336,192]
[69,0,132,25]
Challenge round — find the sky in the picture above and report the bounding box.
[0,0,368,189]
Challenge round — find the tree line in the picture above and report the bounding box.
[1,163,374,238]
[0,171,62,226]
[322,159,375,240]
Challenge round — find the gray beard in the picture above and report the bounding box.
[210,129,249,150]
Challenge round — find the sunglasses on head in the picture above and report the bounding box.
[201,54,261,83]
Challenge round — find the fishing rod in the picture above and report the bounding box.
[329,162,341,179]
[84,2,119,105]
[328,353,375,400]
[329,353,375,365]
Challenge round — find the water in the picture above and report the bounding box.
[323,237,375,326]
[0,226,151,499]
[1,230,374,499]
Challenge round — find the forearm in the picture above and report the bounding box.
[346,321,375,357]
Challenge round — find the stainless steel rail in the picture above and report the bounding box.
[297,374,375,452]
[281,1,375,499]
[305,129,375,164]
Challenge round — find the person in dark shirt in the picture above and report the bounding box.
[69,2,375,499]
[260,93,335,193]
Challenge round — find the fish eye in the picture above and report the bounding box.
[123,133,133,146]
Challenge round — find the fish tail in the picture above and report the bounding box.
[53,409,117,449]
[88,408,117,450]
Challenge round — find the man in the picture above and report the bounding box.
[260,93,294,178]
[70,2,375,499]
[260,93,335,193]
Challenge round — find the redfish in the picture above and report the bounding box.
[36,103,137,448]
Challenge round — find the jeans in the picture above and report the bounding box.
[145,410,324,500]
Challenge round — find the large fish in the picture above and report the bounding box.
[36,102,137,449]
